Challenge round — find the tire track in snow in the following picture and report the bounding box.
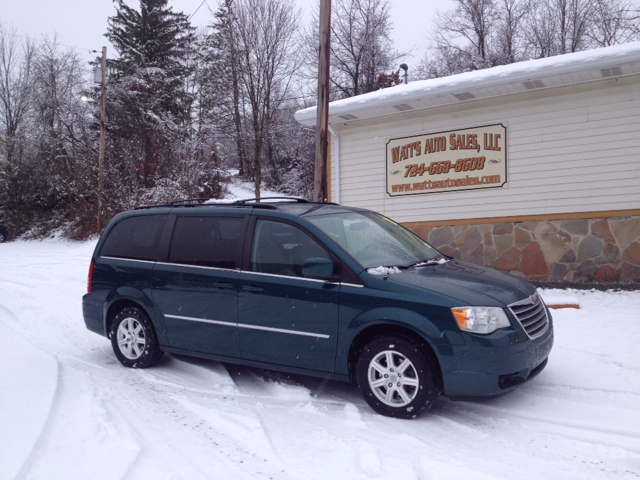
[0,321,59,480]
[439,397,640,455]
[112,364,292,479]
[18,365,143,480]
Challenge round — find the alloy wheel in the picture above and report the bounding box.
[117,317,146,360]
[367,350,420,407]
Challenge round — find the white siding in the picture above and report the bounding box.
[330,76,640,224]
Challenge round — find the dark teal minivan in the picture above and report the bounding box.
[83,198,553,418]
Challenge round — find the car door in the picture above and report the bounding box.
[151,214,247,358]
[237,217,340,373]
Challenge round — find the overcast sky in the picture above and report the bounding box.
[0,0,453,72]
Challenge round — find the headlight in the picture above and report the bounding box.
[451,306,511,335]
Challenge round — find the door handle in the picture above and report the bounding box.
[213,282,234,289]
[242,284,264,292]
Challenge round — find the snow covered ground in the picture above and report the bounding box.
[2,239,640,479]
[225,175,284,201]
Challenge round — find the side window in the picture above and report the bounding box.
[100,215,166,261]
[251,219,329,277]
[169,216,243,269]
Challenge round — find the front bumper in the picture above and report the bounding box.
[441,321,554,397]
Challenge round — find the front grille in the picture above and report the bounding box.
[509,293,549,338]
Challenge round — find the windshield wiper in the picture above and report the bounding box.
[402,257,448,268]
[372,257,448,272]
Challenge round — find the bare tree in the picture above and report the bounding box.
[0,32,97,237]
[563,0,596,52]
[30,37,94,214]
[524,0,560,57]
[234,0,300,198]
[526,0,595,56]
[302,0,400,98]
[587,0,639,46]
[495,0,532,63]
[203,0,249,177]
[423,0,639,76]
[0,25,34,162]
[432,0,498,69]
[328,0,399,97]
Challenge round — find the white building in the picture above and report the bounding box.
[296,42,640,283]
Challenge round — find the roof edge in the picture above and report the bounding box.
[295,42,640,125]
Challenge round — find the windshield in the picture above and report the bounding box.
[307,211,442,269]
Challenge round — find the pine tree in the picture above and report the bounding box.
[104,0,196,189]
[106,0,195,119]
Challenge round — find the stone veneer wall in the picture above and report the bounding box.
[409,215,640,283]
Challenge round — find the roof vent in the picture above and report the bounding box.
[523,79,545,89]
[392,103,414,112]
[338,114,358,121]
[453,92,475,101]
[600,66,623,78]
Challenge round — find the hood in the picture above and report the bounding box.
[387,259,536,307]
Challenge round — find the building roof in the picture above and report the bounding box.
[295,41,640,126]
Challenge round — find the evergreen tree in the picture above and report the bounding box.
[104,0,196,189]
[106,0,195,119]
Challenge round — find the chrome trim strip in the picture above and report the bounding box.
[159,265,360,288]
[100,256,156,265]
[237,322,330,339]
[164,314,330,339]
[155,261,236,273]
[165,314,236,327]
[240,270,338,285]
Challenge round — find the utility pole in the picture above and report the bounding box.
[314,0,331,202]
[97,47,106,231]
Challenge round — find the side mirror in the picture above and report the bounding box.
[302,257,334,279]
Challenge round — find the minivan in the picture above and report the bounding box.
[83,198,553,418]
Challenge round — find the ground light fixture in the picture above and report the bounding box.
[400,63,408,84]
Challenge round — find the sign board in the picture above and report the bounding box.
[386,123,508,197]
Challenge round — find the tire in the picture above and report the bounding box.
[110,306,163,368]
[0,227,7,243]
[356,336,440,419]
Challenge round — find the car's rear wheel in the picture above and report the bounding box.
[356,336,439,418]
[110,306,163,368]
[0,227,7,243]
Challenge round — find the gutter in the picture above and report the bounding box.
[328,125,340,204]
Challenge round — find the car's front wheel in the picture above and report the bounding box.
[356,336,439,418]
[110,306,163,368]
[0,227,8,243]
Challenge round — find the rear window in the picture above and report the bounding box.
[169,216,244,269]
[100,215,166,261]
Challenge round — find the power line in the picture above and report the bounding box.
[189,0,210,20]
[0,27,96,55]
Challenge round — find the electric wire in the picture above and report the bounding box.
[0,27,96,55]
[188,0,210,20]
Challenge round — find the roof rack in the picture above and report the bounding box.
[232,196,310,204]
[170,198,215,205]
[134,196,338,210]
[135,198,218,209]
